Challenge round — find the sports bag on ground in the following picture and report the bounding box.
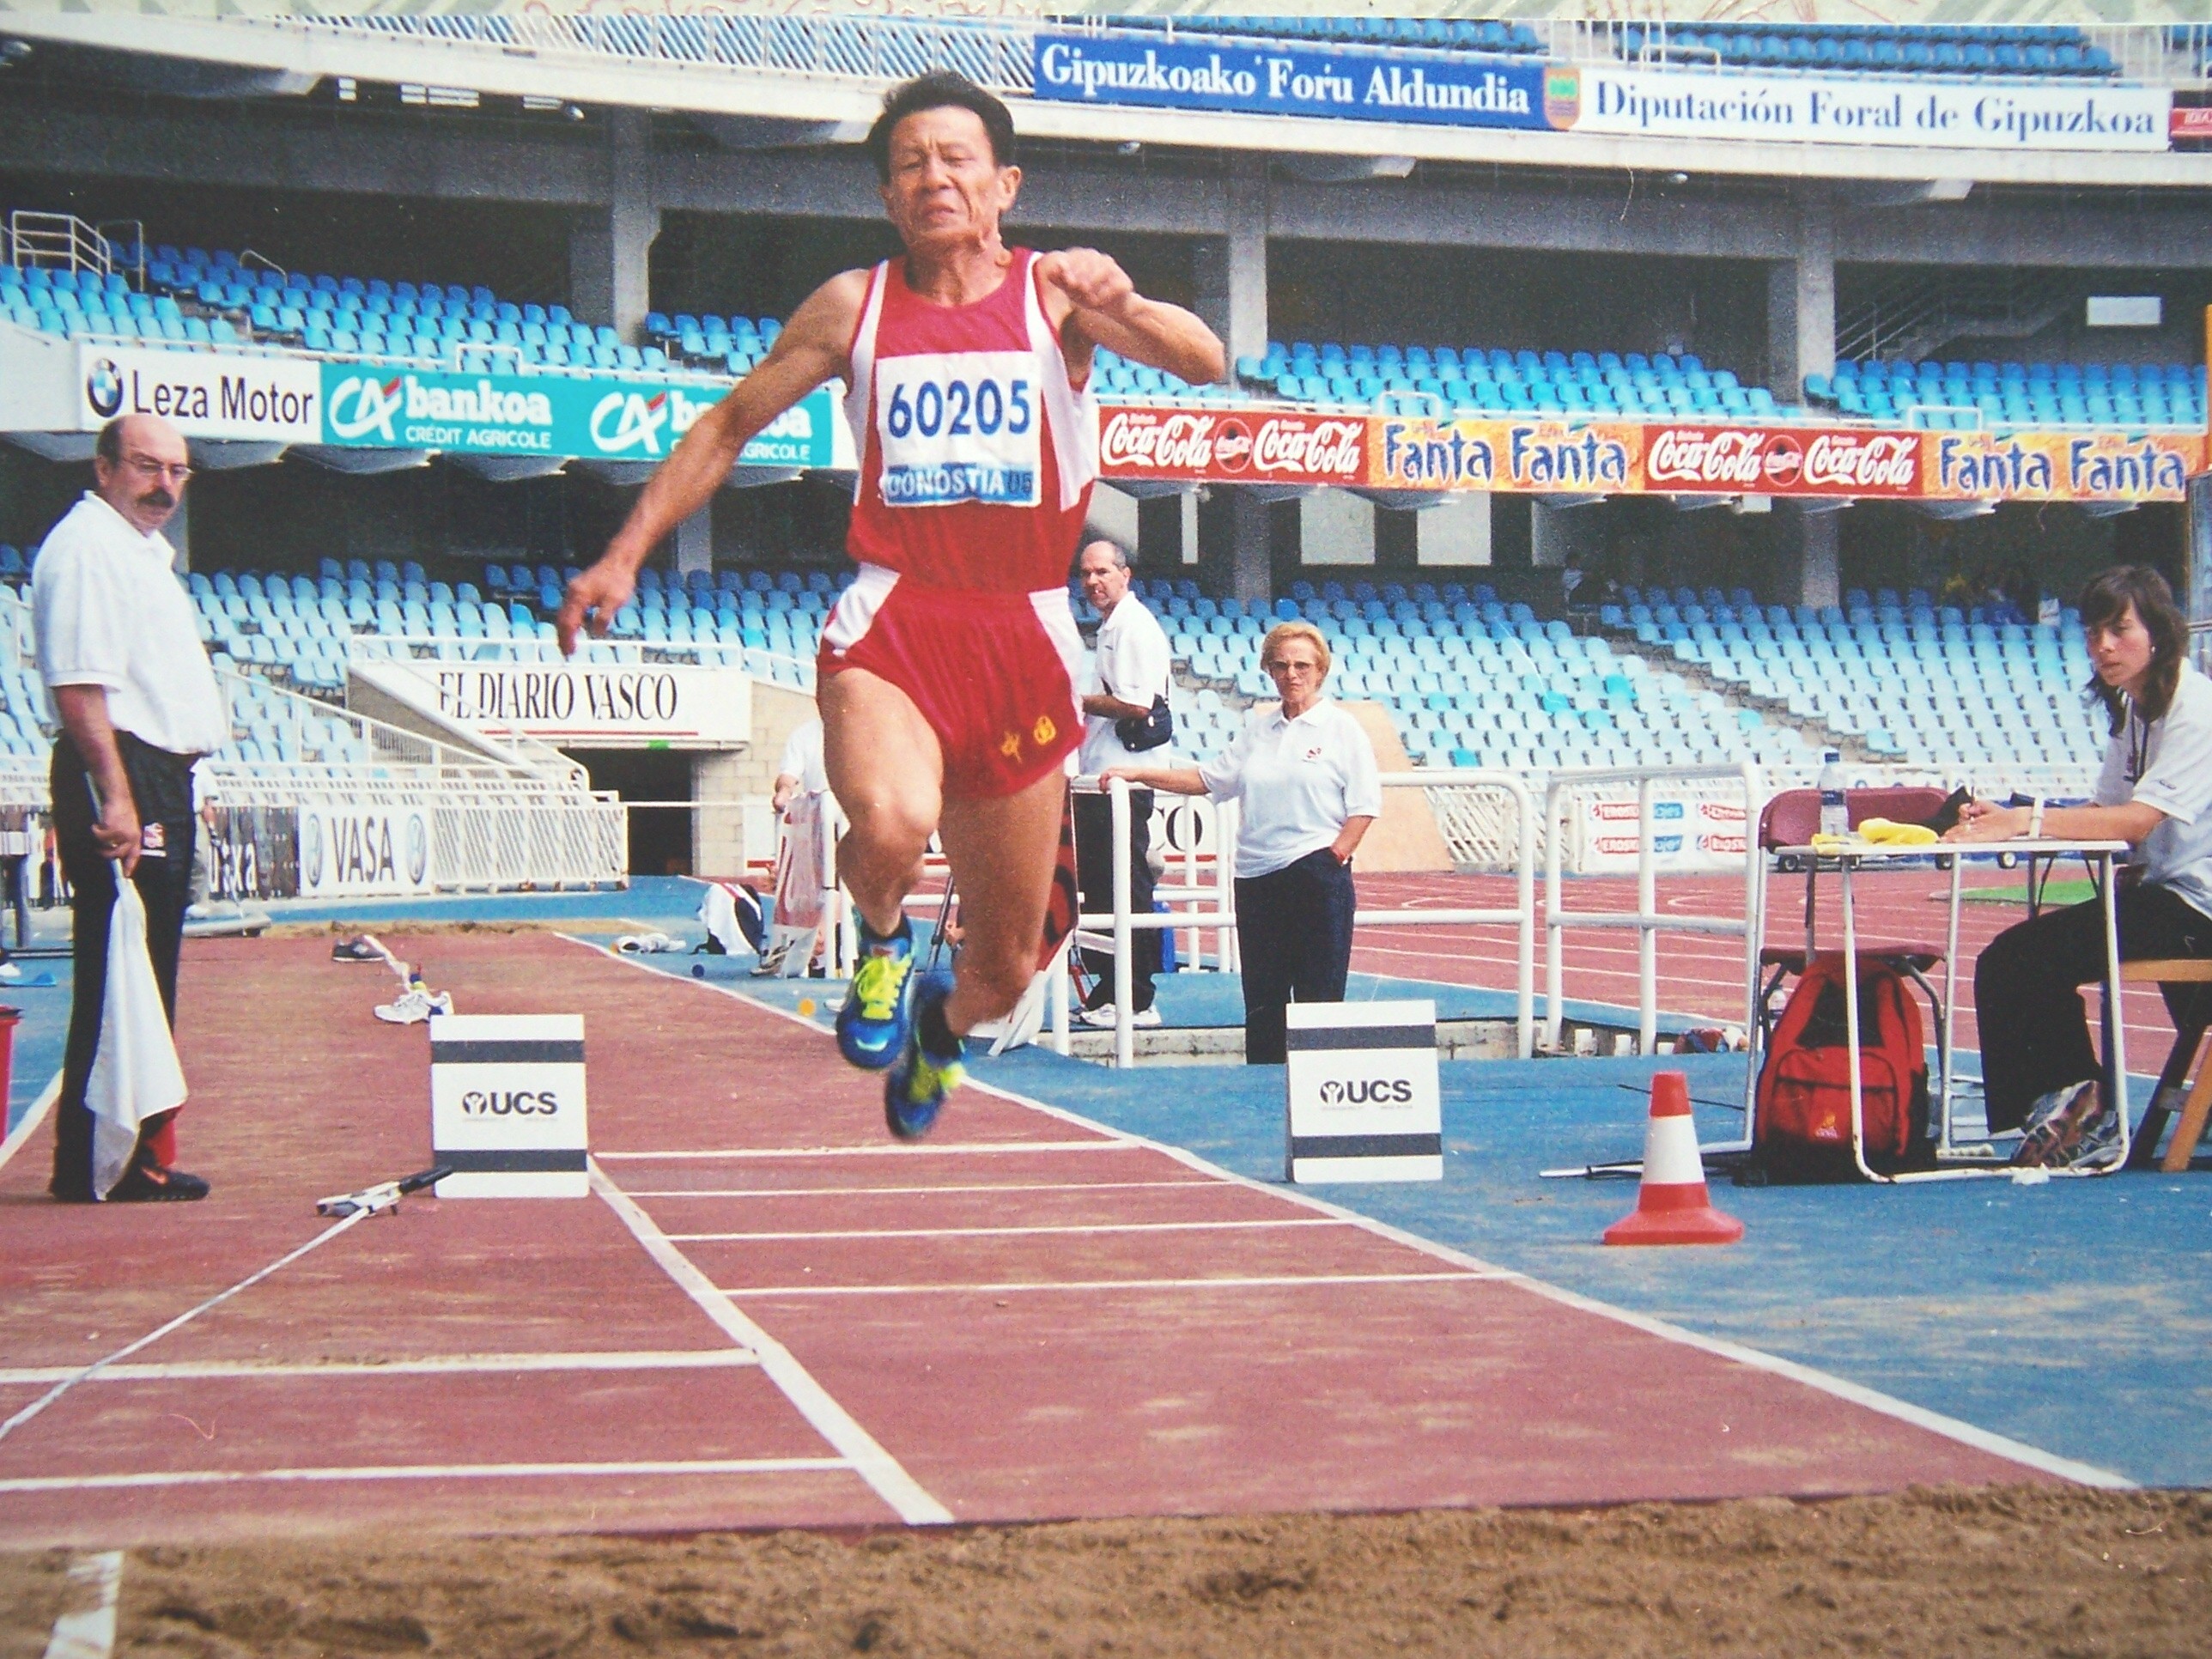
[1748,952,1932,1182]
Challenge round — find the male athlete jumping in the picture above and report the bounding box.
[559,73,1223,1136]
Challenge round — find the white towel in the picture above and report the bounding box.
[87,882,188,1198]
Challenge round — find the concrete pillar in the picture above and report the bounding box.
[674,506,713,579]
[1085,481,1140,554]
[1200,489,1276,606]
[2188,476,2212,631]
[570,107,659,344]
[691,750,744,878]
[1194,155,1268,376]
[1766,195,1836,397]
[1785,505,1841,610]
[1416,494,1492,567]
[1768,195,1838,611]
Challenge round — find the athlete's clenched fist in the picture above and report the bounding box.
[1036,247,1136,319]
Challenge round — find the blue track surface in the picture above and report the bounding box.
[646,934,2212,1492]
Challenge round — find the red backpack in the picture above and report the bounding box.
[1753,954,1930,1179]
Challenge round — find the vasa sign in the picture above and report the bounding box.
[297,805,434,897]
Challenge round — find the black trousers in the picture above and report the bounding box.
[1975,881,2212,1133]
[1235,848,1356,1065]
[47,735,197,1200]
[1074,788,1158,1012]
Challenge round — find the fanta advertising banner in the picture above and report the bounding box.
[1921,428,2203,503]
[318,366,837,468]
[1553,64,2169,153]
[1099,405,1366,486]
[1032,33,1549,131]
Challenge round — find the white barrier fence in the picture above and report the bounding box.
[1059,772,1537,1070]
[1544,763,1765,1060]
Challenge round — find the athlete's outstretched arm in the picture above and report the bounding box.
[1038,248,1225,389]
[558,272,866,653]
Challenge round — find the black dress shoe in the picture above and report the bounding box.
[106,1161,211,1202]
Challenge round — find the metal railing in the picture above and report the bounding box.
[1543,763,1765,1060]
[1062,771,1537,1070]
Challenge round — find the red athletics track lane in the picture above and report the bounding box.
[0,935,907,1549]
[1350,870,2176,1061]
[0,930,2075,1549]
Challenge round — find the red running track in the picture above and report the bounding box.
[1351,869,2178,1061]
[0,931,2088,1547]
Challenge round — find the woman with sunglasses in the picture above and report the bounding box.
[1103,620,1379,1063]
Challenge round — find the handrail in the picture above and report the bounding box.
[1069,770,1537,1070]
[1543,762,1765,1060]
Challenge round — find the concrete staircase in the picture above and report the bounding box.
[1594,623,1876,763]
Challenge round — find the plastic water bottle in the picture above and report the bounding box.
[1818,751,1847,840]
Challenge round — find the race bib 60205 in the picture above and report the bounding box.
[874,350,1042,508]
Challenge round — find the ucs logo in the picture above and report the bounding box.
[1317,1078,1415,1106]
[85,358,124,419]
[459,1090,561,1116]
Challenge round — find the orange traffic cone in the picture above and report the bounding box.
[1603,1071,1744,1247]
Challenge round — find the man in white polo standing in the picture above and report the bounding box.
[36,413,228,1201]
[1074,538,1172,1028]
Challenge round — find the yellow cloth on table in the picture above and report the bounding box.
[1808,819,1939,855]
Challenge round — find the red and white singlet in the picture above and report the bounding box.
[819,249,1098,799]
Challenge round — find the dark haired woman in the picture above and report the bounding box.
[1947,566,2212,1166]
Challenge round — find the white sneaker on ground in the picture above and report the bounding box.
[374,988,455,1025]
[1078,1004,1163,1030]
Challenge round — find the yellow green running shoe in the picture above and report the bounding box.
[884,970,963,1139]
[835,925,915,1070]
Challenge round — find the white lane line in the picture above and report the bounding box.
[592,1163,955,1527]
[626,1180,1213,1199]
[596,1140,1133,1161]
[0,1350,759,1388]
[0,1067,65,1177]
[582,937,2137,1488]
[720,1271,1504,1297]
[674,1218,1347,1243]
[41,1549,121,1659]
[0,1458,850,1496]
[953,1078,2138,1491]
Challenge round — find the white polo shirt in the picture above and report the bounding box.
[778,717,828,796]
[1077,593,1173,774]
[1200,697,1382,878]
[33,493,228,757]
[2095,659,2212,921]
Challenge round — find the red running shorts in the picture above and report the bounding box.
[817,563,1084,802]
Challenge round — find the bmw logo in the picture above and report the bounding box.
[85,358,124,419]
[405,812,428,886]
[301,811,324,888]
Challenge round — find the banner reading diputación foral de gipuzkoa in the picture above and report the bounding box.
[318,364,840,466]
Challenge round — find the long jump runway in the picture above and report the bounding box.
[0,932,2068,1548]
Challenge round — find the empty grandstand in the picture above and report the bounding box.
[0,9,2203,879]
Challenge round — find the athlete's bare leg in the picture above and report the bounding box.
[819,668,938,939]
[935,767,1066,1035]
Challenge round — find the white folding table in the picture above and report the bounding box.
[1759,836,2132,1182]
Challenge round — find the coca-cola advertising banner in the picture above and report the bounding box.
[1101,403,2206,504]
[1099,406,1365,486]
[1641,424,1921,498]
[1921,428,2203,502]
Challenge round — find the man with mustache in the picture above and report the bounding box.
[34,412,228,1201]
